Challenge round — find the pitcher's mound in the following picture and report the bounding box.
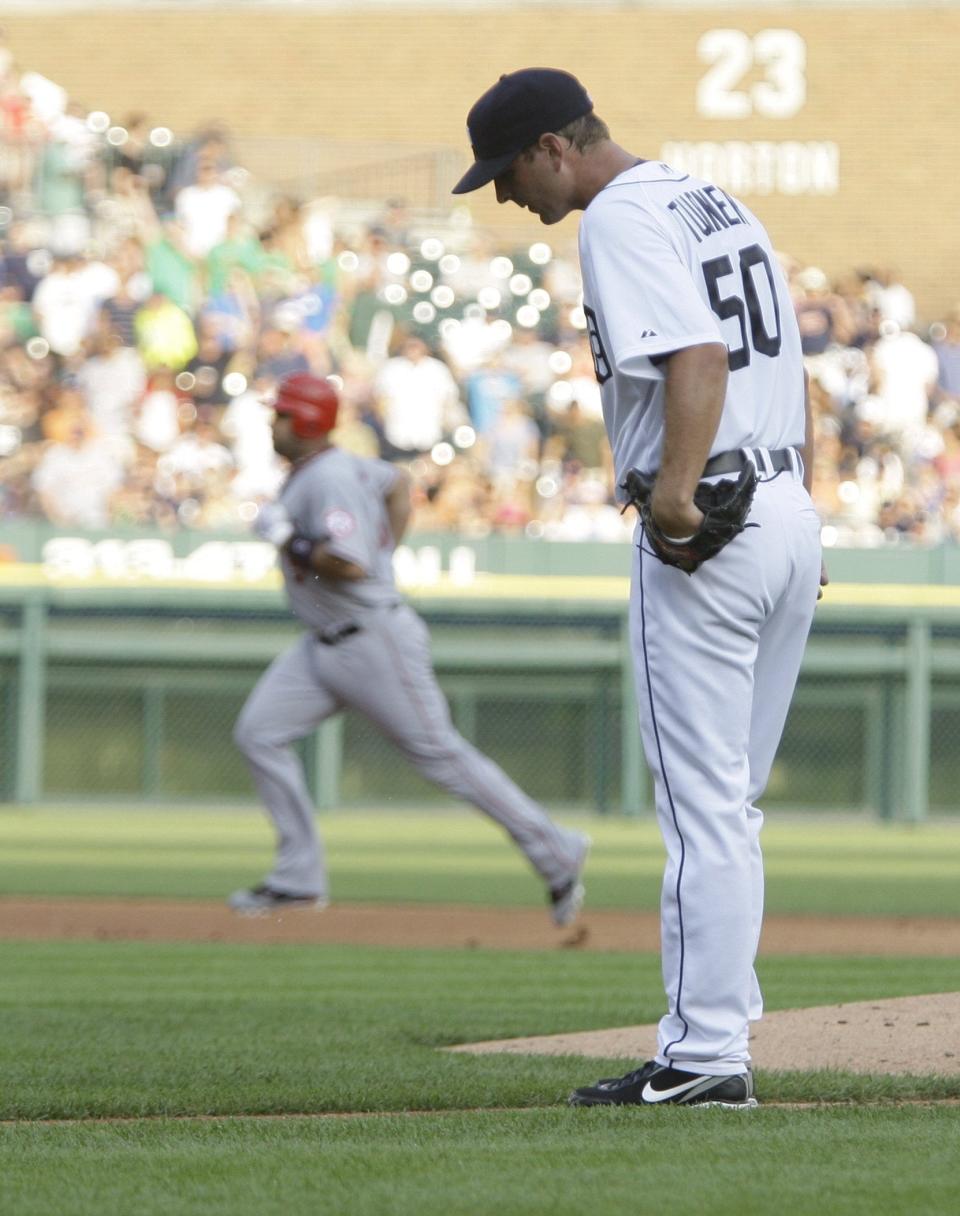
[446,992,960,1075]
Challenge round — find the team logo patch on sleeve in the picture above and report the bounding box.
[323,508,356,538]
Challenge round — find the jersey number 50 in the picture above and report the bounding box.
[702,243,782,371]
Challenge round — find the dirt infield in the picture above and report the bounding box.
[1,895,959,956]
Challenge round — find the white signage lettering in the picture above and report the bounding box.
[38,538,480,587]
[697,29,807,120]
[661,140,839,195]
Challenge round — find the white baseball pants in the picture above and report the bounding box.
[630,467,821,1073]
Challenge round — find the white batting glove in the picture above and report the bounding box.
[253,501,295,547]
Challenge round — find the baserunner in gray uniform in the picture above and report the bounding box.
[230,372,589,924]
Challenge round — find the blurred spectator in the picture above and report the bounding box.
[99,266,146,348]
[416,455,492,535]
[134,367,182,452]
[36,100,100,254]
[110,113,159,188]
[259,195,313,274]
[374,334,464,459]
[40,381,91,442]
[464,353,520,435]
[183,322,232,407]
[200,265,260,351]
[499,326,555,414]
[483,397,541,501]
[868,320,939,454]
[302,197,335,265]
[109,447,173,528]
[544,398,610,479]
[32,251,117,356]
[75,326,145,445]
[0,66,37,203]
[159,412,233,490]
[831,271,880,350]
[0,379,42,463]
[863,266,916,331]
[563,336,604,421]
[220,376,285,500]
[0,277,36,346]
[174,158,241,260]
[96,165,160,245]
[378,197,412,247]
[1,220,47,302]
[134,291,198,372]
[793,266,855,355]
[31,412,123,527]
[1,36,958,548]
[342,225,395,357]
[254,323,308,380]
[932,308,960,401]
[145,217,200,315]
[163,123,232,204]
[206,213,271,296]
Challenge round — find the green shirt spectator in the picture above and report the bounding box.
[0,296,37,344]
[145,220,200,315]
[35,140,86,216]
[205,216,289,297]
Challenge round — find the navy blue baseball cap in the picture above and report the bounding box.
[452,68,593,195]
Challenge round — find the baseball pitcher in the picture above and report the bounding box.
[455,69,824,1108]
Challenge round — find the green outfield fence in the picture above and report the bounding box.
[2,565,959,818]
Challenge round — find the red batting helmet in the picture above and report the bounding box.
[273,373,339,438]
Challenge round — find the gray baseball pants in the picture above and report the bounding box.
[233,603,580,898]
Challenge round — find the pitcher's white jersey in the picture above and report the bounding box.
[577,162,805,482]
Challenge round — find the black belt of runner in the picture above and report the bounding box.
[702,446,799,478]
[315,604,401,647]
[317,623,362,646]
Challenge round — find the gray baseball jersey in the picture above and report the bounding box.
[278,448,400,631]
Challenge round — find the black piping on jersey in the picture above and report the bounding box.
[637,539,689,1058]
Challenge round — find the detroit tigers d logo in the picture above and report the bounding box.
[583,306,612,384]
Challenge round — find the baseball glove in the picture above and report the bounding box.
[620,463,758,574]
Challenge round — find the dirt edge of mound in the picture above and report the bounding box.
[447,993,960,1076]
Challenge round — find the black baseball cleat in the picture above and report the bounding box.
[569,1060,758,1109]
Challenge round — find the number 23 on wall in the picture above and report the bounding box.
[697,29,807,120]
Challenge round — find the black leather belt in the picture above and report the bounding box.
[703,446,800,478]
[316,603,401,646]
[317,623,362,646]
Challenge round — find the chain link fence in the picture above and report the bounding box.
[3,587,958,817]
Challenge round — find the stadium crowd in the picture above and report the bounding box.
[1,51,960,548]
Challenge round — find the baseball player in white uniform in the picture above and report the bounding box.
[455,69,824,1107]
[230,371,589,925]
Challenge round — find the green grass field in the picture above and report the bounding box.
[2,807,959,1215]
[3,806,960,916]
